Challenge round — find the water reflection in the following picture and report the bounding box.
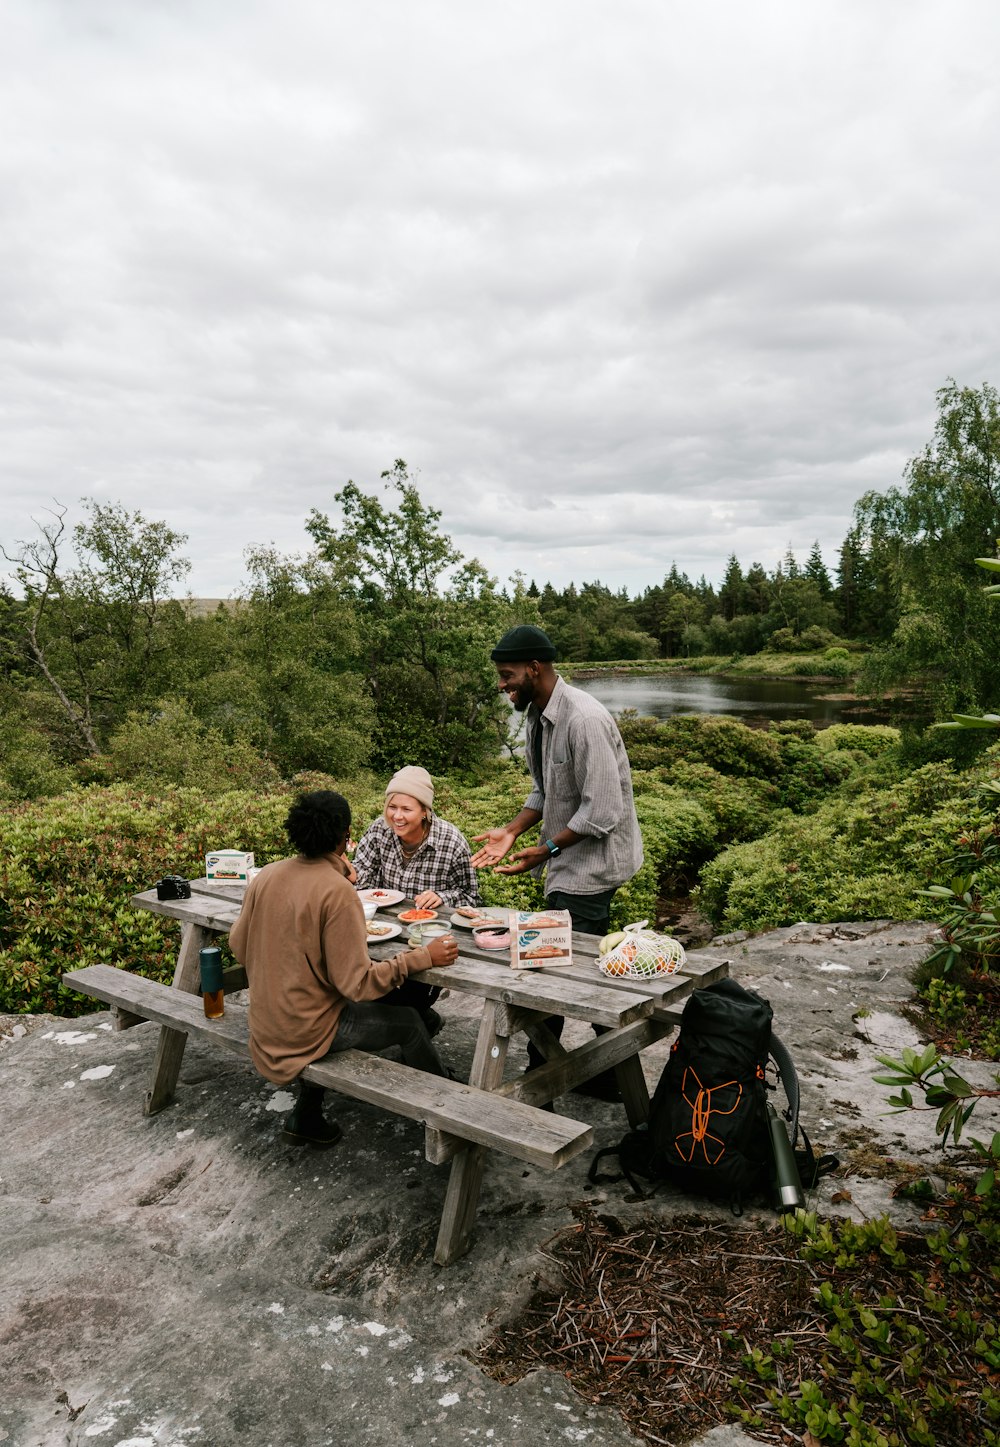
[571,672,887,728]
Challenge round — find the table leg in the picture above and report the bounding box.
[614,1054,651,1127]
[143,921,206,1116]
[433,999,511,1266]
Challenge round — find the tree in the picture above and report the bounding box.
[306,462,523,771]
[855,380,1000,709]
[660,592,705,656]
[742,563,772,615]
[767,574,838,639]
[1,501,190,755]
[804,541,833,598]
[181,546,376,778]
[718,554,747,621]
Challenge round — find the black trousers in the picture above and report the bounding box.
[327,1001,446,1076]
[379,978,441,1014]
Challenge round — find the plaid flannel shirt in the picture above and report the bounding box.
[353,815,480,908]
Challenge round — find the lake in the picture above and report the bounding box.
[570,672,888,728]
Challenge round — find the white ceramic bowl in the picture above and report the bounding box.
[362,900,378,921]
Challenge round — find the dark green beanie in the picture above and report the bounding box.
[490,625,557,663]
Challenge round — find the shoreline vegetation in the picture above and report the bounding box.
[560,651,862,683]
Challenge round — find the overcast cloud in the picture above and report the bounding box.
[2,0,998,599]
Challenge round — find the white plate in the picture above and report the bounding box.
[366,919,403,942]
[358,888,406,907]
[449,911,507,931]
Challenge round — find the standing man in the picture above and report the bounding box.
[470,625,643,1088]
[230,790,457,1147]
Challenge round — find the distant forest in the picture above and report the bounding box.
[524,538,852,662]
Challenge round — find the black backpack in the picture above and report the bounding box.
[590,979,783,1214]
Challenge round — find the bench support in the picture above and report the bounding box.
[144,921,207,1115]
[434,999,511,1266]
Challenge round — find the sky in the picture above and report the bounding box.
[2,0,999,601]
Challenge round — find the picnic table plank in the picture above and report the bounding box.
[131,888,239,933]
[388,954,656,1027]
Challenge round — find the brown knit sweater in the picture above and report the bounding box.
[229,852,432,1085]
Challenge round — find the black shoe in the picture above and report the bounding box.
[283,1113,343,1148]
[284,1080,343,1147]
[572,1073,622,1103]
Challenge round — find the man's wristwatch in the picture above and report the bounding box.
[543,839,561,857]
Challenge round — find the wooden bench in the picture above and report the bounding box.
[62,964,594,1173]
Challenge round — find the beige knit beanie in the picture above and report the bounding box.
[385,765,435,812]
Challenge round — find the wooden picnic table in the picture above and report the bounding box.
[63,877,731,1265]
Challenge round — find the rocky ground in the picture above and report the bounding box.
[2,919,997,1447]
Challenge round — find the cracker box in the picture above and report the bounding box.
[205,849,255,881]
[510,909,573,969]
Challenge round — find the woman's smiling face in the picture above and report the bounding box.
[385,792,426,844]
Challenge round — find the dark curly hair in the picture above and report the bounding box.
[284,790,352,858]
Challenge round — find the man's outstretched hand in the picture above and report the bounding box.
[470,827,518,869]
[493,844,549,876]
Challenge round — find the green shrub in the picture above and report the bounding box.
[0,721,74,801]
[816,723,900,757]
[791,655,853,678]
[611,792,717,927]
[618,714,784,781]
[770,733,857,812]
[0,786,291,1014]
[697,759,1000,933]
[649,762,781,845]
[94,697,282,795]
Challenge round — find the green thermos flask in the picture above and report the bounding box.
[768,1103,804,1211]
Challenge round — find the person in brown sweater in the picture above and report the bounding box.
[229,790,458,1146]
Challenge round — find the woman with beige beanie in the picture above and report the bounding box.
[353,766,479,1033]
[353,765,480,911]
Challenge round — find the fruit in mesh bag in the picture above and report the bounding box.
[599,930,626,956]
[602,958,630,977]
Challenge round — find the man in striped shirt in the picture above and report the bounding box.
[471,625,643,1093]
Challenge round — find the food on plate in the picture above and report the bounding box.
[398,907,438,923]
[454,905,484,919]
[366,921,395,937]
[453,911,504,930]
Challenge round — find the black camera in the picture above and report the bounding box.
[156,875,192,901]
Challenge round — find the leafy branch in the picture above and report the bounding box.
[874,1042,1000,1193]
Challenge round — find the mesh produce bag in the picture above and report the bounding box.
[598,921,687,979]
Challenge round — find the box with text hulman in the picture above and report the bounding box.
[510,910,573,970]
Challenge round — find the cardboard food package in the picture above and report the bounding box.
[510,909,573,969]
[205,849,255,881]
